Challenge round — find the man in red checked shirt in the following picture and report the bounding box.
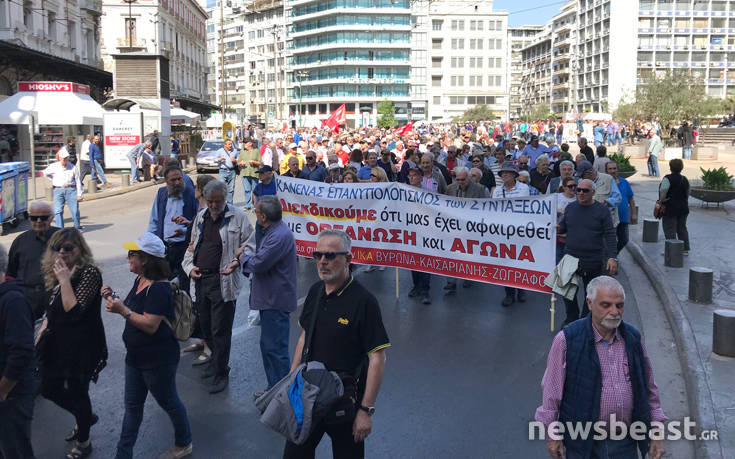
[535,276,666,459]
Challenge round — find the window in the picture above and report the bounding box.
[449,96,465,104]
[495,39,502,49]
[674,18,690,28]
[125,18,136,46]
[469,20,483,31]
[432,57,442,68]
[451,57,464,68]
[488,20,495,31]
[432,20,442,31]
[469,75,483,86]
[451,38,464,49]
[432,76,442,87]
[432,39,442,49]
[451,20,465,31]
[450,75,464,86]
[433,96,441,104]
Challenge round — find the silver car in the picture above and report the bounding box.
[196,140,226,173]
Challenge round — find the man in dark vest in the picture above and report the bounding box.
[535,276,666,459]
[147,164,198,292]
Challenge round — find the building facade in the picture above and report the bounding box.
[100,0,210,112]
[550,1,577,114]
[519,25,552,115]
[425,0,509,121]
[507,25,543,119]
[0,0,111,101]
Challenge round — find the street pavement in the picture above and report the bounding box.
[0,170,697,458]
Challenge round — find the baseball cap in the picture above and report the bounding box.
[58,149,70,159]
[406,162,421,174]
[257,165,273,173]
[328,163,340,171]
[288,142,297,149]
[122,232,166,259]
[576,160,594,176]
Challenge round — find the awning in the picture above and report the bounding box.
[102,98,161,111]
[171,107,201,125]
[0,88,105,125]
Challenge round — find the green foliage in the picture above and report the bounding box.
[613,72,726,126]
[189,133,204,151]
[520,104,553,122]
[457,104,495,122]
[377,99,397,129]
[609,152,635,172]
[700,167,734,191]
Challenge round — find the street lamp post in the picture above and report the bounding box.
[296,70,309,128]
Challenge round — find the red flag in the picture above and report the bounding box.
[394,121,413,137]
[323,104,346,132]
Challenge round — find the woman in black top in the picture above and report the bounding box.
[102,232,192,459]
[658,158,691,254]
[38,228,107,459]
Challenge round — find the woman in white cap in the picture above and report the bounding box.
[101,232,192,459]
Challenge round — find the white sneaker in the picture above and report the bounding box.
[158,443,192,459]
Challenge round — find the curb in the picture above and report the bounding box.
[626,241,723,459]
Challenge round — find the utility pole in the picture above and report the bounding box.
[220,0,226,119]
[296,70,309,127]
[123,0,136,47]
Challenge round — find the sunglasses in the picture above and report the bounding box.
[312,251,348,261]
[30,215,51,222]
[127,250,142,258]
[472,159,481,162]
[306,156,315,160]
[576,188,593,194]
[53,243,76,252]
[565,184,577,190]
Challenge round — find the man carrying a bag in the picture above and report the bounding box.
[284,229,390,459]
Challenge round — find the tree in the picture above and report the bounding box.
[614,72,726,127]
[520,103,553,122]
[377,99,397,129]
[456,104,495,122]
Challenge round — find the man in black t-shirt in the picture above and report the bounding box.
[284,230,390,459]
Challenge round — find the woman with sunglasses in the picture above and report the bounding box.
[38,228,107,459]
[102,232,192,459]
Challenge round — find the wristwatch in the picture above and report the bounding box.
[359,405,375,416]
[123,310,133,320]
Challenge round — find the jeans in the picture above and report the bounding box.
[259,310,291,389]
[219,168,236,204]
[616,222,629,253]
[241,176,258,209]
[562,263,603,323]
[662,214,690,251]
[40,373,93,443]
[283,418,364,459]
[79,160,91,185]
[115,363,191,459]
[594,140,603,147]
[0,395,35,459]
[128,157,139,182]
[52,188,80,228]
[410,270,430,295]
[197,273,236,377]
[682,145,692,160]
[91,159,107,184]
[647,154,660,177]
[589,436,638,458]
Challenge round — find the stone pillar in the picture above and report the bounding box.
[688,267,713,304]
[664,239,684,267]
[642,218,659,242]
[89,180,98,193]
[713,310,735,358]
[188,157,195,168]
[121,173,130,187]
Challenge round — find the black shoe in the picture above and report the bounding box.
[65,414,98,442]
[209,375,229,394]
[408,288,420,298]
[421,295,431,305]
[65,442,92,459]
[253,390,266,402]
[200,367,216,380]
[502,295,514,307]
[517,290,526,303]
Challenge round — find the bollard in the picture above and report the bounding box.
[45,185,54,201]
[89,180,98,194]
[689,267,714,304]
[188,157,195,168]
[642,218,659,242]
[713,310,735,358]
[121,173,130,187]
[143,167,151,181]
[664,239,684,268]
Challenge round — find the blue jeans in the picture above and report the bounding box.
[589,436,638,458]
[683,145,692,160]
[219,168,235,204]
[259,310,291,389]
[91,159,107,184]
[0,394,35,459]
[241,176,258,209]
[128,157,139,182]
[647,154,660,177]
[116,363,191,459]
[53,188,80,228]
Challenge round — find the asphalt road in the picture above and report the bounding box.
[0,179,650,459]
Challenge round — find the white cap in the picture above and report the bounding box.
[288,142,298,149]
[58,149,70,159]
[122,232,166,259]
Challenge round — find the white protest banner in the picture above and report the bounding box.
[276,176,557,293]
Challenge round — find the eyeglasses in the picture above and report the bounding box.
[312,251,348,261]
[52,243,76,252]
[127,250,142,258]
[29,215,51,222]
[565,184,577,190]
[576,188,593,194]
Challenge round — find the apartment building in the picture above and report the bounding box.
[550,1,577,114]
[426,0,509,121]
[519,25,552,114]
[507,25,543,118]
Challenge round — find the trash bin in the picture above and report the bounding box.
[1,161,30,218]
[0,167,19,226]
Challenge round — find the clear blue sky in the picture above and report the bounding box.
[494,0,567,28]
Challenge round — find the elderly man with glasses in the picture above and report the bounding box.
[558,179,618,326]
[7,202,59,320]
[301,150,327,182]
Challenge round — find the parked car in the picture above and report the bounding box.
[196,140,225,173]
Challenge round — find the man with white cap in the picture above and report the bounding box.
[279,142,304,175]
[42,149,83,229]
